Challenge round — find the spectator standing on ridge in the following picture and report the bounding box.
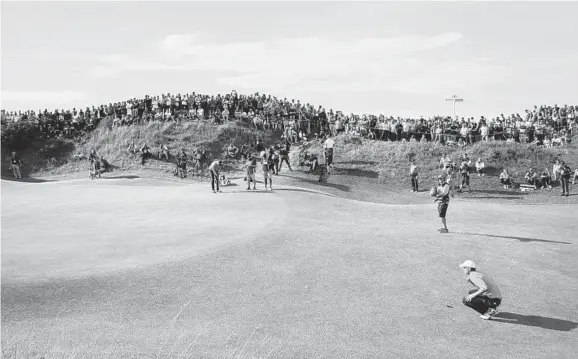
[552,159,562,185]
[459,260,502,320]
[458,160,471,193]
[409,160,419,192]
[559,161,572,197]
[278,145,292,172]
[10,151,22,179]
[323,136,335,168]
[208,160,223,193]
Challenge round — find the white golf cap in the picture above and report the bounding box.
[459,260,476,269]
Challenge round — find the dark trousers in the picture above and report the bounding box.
[410,175,418,191]
[463,289,502,314]
[561,177,570,194]
[211,171,220,191]
[540,177,550,188]
[279,156,292,171]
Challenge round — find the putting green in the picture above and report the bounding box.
[2,178,577,359]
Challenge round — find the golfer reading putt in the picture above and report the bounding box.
[460,260,502,320]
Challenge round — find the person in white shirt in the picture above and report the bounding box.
[475,158,485,176]
[260,150,274,191]
[208,160,223,193]
[323,136,335,167]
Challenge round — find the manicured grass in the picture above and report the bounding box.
[2,177,577,358]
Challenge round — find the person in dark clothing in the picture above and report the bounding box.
[459,260,502,320]
[559,161,572,196]
[279,146,292,172]
[10,151,22,179]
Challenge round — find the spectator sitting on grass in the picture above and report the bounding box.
[475,158,485,176]
[540,168,553,189]
[499,169,513,189]
[525,168,538,189]
[227,143,238,158]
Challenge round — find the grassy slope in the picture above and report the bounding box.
[5,120,577,204]
[283,135,578,204]
[25,120,281,179]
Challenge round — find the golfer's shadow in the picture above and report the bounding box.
[455,232,572,245]
[492,312,578,332]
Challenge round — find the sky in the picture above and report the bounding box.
[1,1,577,118]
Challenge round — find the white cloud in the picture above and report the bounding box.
[2,91,88,109]
[89,32,505,95]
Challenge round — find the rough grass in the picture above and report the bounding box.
[296,135,577,184]
[26,120,280,178]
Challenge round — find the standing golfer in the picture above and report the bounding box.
[260,150,273,191]
[459,260,502,320]
[434,175,451,233]
[409,160,419,192]
[209,160,223,193]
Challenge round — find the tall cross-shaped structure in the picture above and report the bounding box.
[445,94,464,121]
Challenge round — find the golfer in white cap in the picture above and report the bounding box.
[459,260,502,320]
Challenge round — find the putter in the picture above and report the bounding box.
[447,283,467,308]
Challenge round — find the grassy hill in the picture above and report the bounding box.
[3,120,577,204]
[2,119,282,180]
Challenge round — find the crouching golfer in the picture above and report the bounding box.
[209,160,223,193]
[460,260,502,320]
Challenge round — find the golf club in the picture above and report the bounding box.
[447,283,468,308]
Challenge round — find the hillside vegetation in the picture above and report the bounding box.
[2,119,281,179]
[295,135,577,186]
[3,119,576,196]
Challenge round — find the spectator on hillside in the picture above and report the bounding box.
[475,158,485,176]
[409,160,419,193]
[159,144,170,161]
[458,160,471,193]
[499,169,513,189]
[559,161,572,197]
[525,168,539,189]
[540,168,552,189]
[323,136,335,168]
[10,151,22,179]
[552,159,562,184]
[278,145,292,172]
[227,143,238,158]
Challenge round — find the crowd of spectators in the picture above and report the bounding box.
[1,90,576,147]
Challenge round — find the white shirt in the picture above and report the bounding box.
[324,138,335,149]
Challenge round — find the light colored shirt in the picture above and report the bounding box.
[468,271,502,299]
[324,138,335,149]
[209,160,220,173]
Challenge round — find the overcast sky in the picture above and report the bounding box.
[1,1,577,118]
